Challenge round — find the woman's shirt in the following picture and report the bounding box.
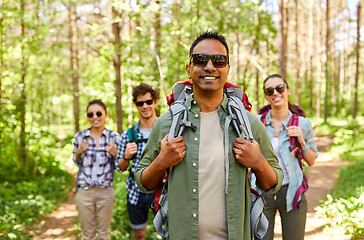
[271,137,290,185]
[257,111,318,212]
[73,127,121,189]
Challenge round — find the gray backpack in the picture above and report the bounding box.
[153,81,268,240]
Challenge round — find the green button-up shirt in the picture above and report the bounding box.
[135,94,283,240]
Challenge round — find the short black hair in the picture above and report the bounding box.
[132,84,159,103]
[189,31,229,57]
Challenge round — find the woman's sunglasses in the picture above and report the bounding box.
[135,99,154,107]
[87,111,103,118]
[190,54,229,68]
[264,84,286,96]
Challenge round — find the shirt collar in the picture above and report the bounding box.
[265,110,293,127]
[84,127,108,137]
[185,93,229,113]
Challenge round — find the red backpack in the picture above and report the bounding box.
[259,105,308,209]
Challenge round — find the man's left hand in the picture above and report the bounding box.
[232,138,265,170]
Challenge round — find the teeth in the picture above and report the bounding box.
[203,76,216,80]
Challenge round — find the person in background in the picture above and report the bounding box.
[115,84,159,240]
[257,74,318,240]
[134,31,283,239]
[73,99,121,240]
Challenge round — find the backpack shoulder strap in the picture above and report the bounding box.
[127,125,138,142]
[225,87,253,141]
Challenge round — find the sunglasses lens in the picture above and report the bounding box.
[192,54,228,68]
[212,55,228,68]
[135,102,143,107]
[276,84,285,93]
[192,54,208,67]
[264,88,274,96]
[87,111,103,118]
[135,99,154,107]
[146,100,154,105]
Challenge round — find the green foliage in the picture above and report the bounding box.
[315,119,364,238]
[0,167,72,239]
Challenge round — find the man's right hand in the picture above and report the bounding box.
[124,142,138,160]
[141,134,186,190]
[156,134,186,170]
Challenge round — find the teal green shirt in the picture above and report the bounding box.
[135,94,283,240]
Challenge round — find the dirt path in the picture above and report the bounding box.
[28,135,350,239]
[273,135,352,240]
[27,159,79,240]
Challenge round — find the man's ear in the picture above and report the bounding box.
[186,64,191,79]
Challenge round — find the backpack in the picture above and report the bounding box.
[126,125,148,145]
[153,80,268,240]
[259,105,308,209]
[125,125,149,180]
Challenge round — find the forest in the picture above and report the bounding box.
[1,0,363,239]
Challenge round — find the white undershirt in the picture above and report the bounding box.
[271,137,289,185]
[198,110,228,239]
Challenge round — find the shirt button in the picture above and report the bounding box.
[192,100,196,104]
[195,114,199,118]
[194,137,198,141]
[193,213,197,218]
[193,162,197,167]
[193,188,196,192]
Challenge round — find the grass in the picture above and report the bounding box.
[314,117,364,239]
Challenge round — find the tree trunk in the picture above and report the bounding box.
[277,0,287,80]
[151,0,166,98]
[19,0,27,174]
[295,0,301,105]
[353,1,361,118]
[316,2,323,118]
[112,6,123,134]
[0,0,3,144]
[68,1,79,133]
[324,0,330,123]
[308,0,315,114]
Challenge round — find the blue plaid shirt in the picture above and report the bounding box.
[73,127,121,189]
[116,122,149,205]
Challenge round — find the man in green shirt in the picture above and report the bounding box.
[135,31,283,239]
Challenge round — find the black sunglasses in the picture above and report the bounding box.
[87,111,103,118]
[190,54,229,68]
[135,99,154,107]
[264,84,286,96]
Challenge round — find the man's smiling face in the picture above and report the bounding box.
[186,39,230,95]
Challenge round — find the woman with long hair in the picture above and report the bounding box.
[73,99,121,240]
[258,74,318,240]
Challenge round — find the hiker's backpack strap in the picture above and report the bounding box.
[168,102,196,141]
[250,189,269,240]
[127,125,148,144]
[226,88,253,141]
[288,113,309,209]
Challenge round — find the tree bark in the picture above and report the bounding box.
[324,0,330,123]
[112,6,123,134]
[19,0,27,174]
[277,0,287,80]
[68,1,79,133]
[295,0,301,105]
[353,1,361,118]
